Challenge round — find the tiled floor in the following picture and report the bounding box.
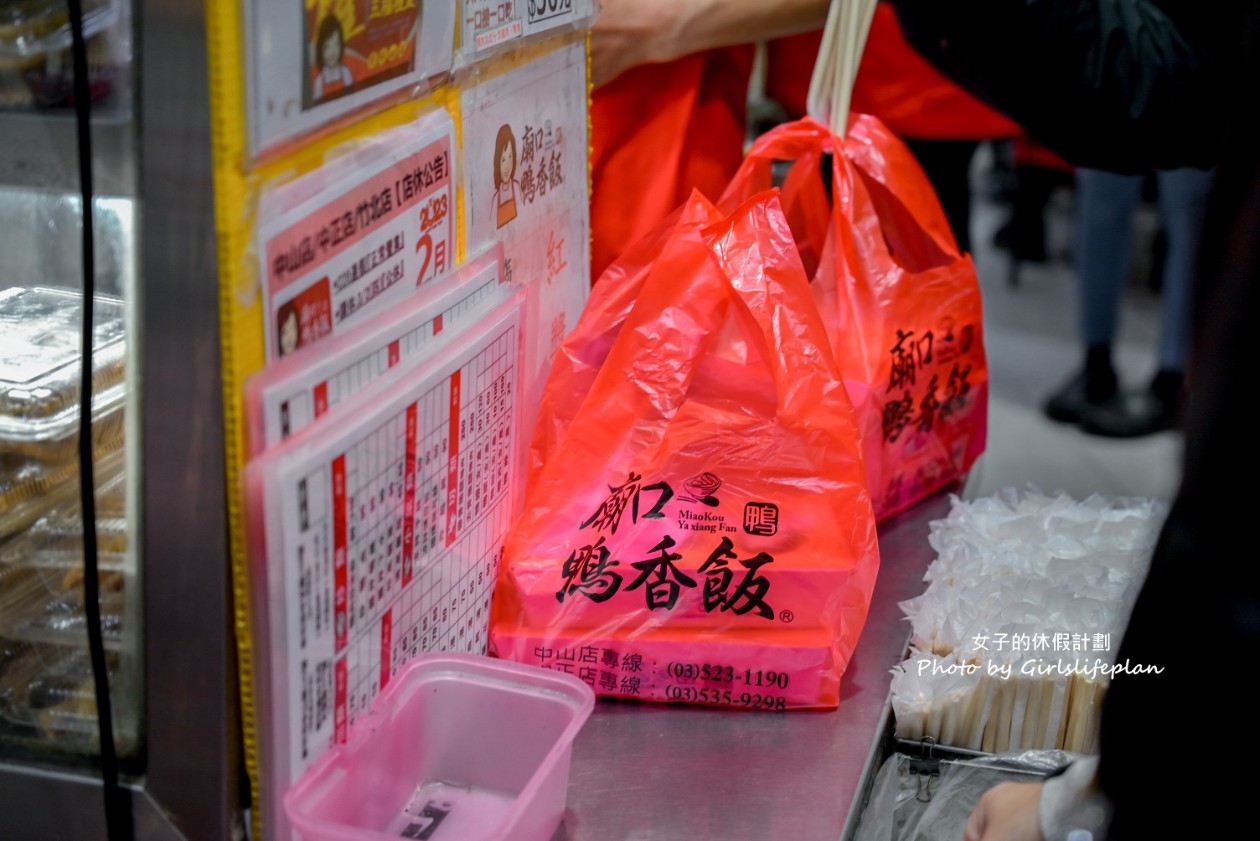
[958,147,1183,504]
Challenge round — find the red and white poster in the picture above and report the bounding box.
[257,112,455,363]
[245,0,455,156]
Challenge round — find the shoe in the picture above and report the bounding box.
[1079,387,1182,439]
[1043,370,1117,424]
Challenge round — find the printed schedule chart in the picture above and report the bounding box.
[247,297,524,799]
[334,337,518,727]
[245,247,506,456]
[272,265,503,446]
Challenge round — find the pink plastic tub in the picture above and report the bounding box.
[284,653,595,841]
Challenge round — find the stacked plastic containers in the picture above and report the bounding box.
[0,285,136,754]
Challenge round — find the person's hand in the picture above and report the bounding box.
[963,782,1045,841]
[590,0,686,87]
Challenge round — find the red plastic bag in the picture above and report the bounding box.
[491,190,880,709]
[721,114,989,522]
[528,197,723,491]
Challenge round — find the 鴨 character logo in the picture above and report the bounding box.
[680,472,722,507]
[743,502,779,536]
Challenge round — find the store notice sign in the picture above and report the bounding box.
[244,0,456,156]
[460,40,589,404]
[458,0,595,56]
[245,246,507,456]
[257,113,455,364]
[463,0,522,51]
[247,295,523,840]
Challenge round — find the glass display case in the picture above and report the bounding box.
[0,0,240,837]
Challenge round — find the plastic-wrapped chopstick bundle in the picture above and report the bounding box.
[891,487,1167,754]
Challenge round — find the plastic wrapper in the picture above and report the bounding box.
[0,464,127,565]
[719,114,988,522]
[854,749,1073,841]
[491,191,880,709]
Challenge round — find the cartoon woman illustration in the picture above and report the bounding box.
[492,123,519,229]
[312,14,355,102]
[277,300,302,357]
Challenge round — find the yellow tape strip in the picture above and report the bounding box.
[447,88,467,266]
[202,2,262,839]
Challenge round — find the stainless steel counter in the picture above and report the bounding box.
[558,492,951,841]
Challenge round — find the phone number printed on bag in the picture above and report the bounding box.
[881,323,977,443]
[555,471,778,618]
[665,663,791,690]
[663,686,787,711]
[525,645,789,709]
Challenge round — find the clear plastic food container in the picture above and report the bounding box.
[284,653,595,841]
[0,445,124,542]
[0,509,127,566]
[0,636,119,752]
[0,285,127,456]
[0,559,126,647]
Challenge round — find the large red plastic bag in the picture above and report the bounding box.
[490,190,880,709]
[721,114,989,522]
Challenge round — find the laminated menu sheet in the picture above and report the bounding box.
[257,111,456,364]
[456,0,596,65]
[244,245,507,456]
[243,0,455,157]
[460,39,589,425]
[246,295,524,841]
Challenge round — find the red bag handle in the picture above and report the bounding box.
[719,120,835,278]
[828,129,962,285]
[842,114,961,259]
[722,116,963,280]
[720,119,836,208]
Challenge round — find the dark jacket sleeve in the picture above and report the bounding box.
[1096,8,1260,838]
[887,0,1225,172]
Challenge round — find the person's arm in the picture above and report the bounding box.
[887,0,1226,172]
[591,0,831,87]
